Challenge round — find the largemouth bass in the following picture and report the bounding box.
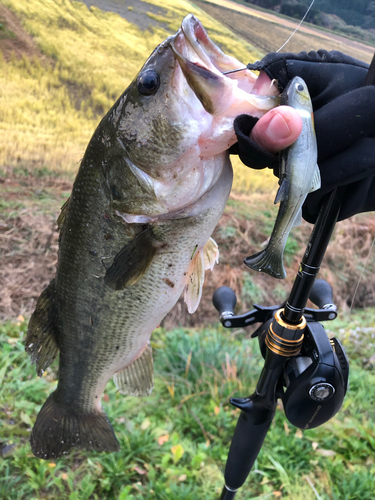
[244,76,320,279]
[26,14,278,459]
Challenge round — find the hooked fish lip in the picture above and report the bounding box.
[169,15,260,95]
[169,19,225,78]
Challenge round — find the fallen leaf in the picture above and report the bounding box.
[48,462,56,468]
[178,474,187,482]
[20,412,32,427]
[102,394,109,403]
[273,491,282,497]
[295,429,303,439]
[171,444,184,463]
[315,449,336,457]
[134,466,147,475]
[141,418,151,430]
[214,406,220,416]
[61,473,68,480]
[312,442,319,450]
[158,434,169,445]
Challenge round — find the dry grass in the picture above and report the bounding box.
[0,0,259,175]
[194,0,375,63]
[0,167,373,326]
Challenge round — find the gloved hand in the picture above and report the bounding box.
[231,50,375,222]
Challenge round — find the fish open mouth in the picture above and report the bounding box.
[169,14,279,116]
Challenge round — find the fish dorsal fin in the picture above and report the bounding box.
[25,280,59,376]
[292,207,303,228]
[274,178,289,204]
[104,227,156,290]
[57,197,70,232]
[184,246,205,314]
[203,237,219,271]
[309,164,321,193]
[113,344,154,396]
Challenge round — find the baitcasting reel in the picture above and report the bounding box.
[213,278,349,430]
[257,317,349,429]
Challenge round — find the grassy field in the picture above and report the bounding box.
[0,0,259,188]
[1,311,375,499]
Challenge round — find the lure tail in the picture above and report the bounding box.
[244,247,286,279]
[30,392,120,459]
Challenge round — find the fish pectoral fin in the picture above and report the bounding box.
[309,164,321,193]
[274,178,289,204]
[30,392,119,459]
[25,280,59,376]
[184,246,205,314]
[104,227,156,290]
[113,344,154,396]
[203,237,219,271]
[292,208,302,228]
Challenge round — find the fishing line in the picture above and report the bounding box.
[346,235,375,320]
[276,0,316,53]
[222,0,316,75]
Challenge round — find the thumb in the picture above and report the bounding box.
[251,106,302,154]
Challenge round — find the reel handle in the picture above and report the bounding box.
[212,286,237,319]
[309,279,336,310]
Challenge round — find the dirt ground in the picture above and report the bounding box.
[0,5,48,62]
[75,0,169,31]
[1,166,374,327]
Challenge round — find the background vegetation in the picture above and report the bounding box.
[235,0,375,45]
[1,0,375,498]
[2,313,375,499]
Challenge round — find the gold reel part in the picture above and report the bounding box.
[265,309,306,357]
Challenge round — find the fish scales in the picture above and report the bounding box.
[26,14,279,459]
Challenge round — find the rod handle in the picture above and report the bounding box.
[213,286,237,318]
[224,399,275,491]
[309,279,335,309]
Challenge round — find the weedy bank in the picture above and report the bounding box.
[1,312,375,499]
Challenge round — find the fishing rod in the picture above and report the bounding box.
[213,51,375,500]
[213,187,349,499]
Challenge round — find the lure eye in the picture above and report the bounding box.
[295,83,304,92]
[137,70,160,96]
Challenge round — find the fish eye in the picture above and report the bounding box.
[295,83,304,92]
[137,70,160,96]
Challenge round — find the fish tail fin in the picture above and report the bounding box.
[244,248,286,279]
[30,393,120,459]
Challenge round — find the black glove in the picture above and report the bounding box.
[231,50,375,222]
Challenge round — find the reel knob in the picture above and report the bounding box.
[213,287,237,326]
[309,279,336,311]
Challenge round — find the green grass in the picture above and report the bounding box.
[1,311,375,499]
